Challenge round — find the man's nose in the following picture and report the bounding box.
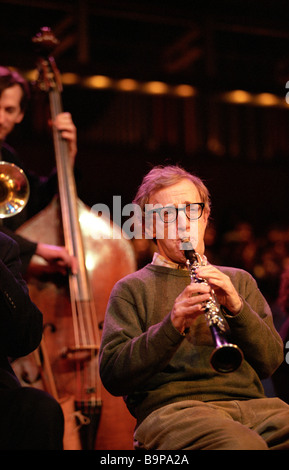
[0,108,6,124]
[177,210,190,237]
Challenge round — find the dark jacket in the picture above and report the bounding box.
[0,232,43,389]
[0,142,58,272]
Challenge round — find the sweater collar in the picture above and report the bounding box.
[152,251,208,270]
[152,252,188,270]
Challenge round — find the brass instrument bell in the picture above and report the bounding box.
[0,162,30,218]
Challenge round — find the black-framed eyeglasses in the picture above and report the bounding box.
[146,203,205,223]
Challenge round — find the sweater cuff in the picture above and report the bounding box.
[221,296,251,326]
[162,312,186,343]
[221,296,244,318]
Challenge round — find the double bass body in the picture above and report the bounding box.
[17,198,136,449]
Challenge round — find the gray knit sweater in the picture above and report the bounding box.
[99,264,283,425]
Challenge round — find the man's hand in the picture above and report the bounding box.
[196,265,243,315]
[171,282,211,334]
[52,112,77,164]
[36,243,78,275]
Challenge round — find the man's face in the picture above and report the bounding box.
[0,84,24,142]
[148,178,209,264]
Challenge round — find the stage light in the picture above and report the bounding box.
[174,84,196,97]
[83,75,113,89]
[225,90,252,104]
[255,93,279,106]
[142,81,169,94]
[61,73,80,85]
[117,78,139,92]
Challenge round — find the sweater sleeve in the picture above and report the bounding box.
[222,268,283,378]
[99,284,184,397]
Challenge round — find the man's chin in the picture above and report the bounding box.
[174,247,189,265]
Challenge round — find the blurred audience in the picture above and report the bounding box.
[219,222,289,324]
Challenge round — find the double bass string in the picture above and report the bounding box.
[49,88,100,411]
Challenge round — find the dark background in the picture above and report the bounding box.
[1,0,289,238]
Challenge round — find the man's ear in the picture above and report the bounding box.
[203,209,210,228]
[15,111,24,124]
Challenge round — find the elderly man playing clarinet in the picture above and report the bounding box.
[99,164,289,450]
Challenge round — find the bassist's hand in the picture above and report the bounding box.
[52,112,77,165]
[36,243,78,275]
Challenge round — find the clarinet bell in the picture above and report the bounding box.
[210,337,244,373]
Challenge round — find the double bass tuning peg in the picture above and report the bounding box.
[32,27,59,55]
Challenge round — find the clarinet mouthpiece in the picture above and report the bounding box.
[180,238,195,261]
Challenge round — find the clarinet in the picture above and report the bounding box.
[183,244,243,373]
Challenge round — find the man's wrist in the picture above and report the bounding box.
[221,297,243,317]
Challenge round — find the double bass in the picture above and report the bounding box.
[15,28,136,449]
